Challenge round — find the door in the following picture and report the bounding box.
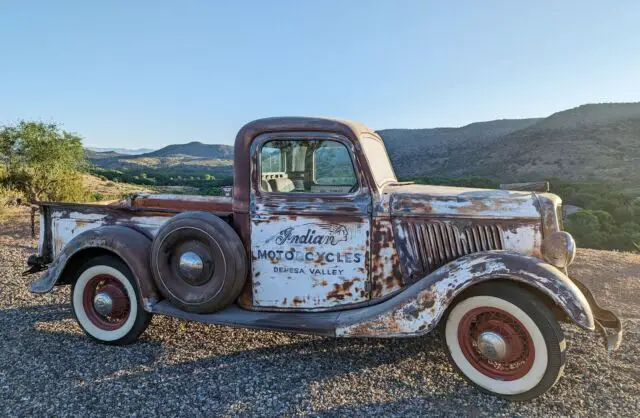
[250,133,371,310]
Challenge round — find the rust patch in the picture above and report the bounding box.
[370,218,404,299]
[395,198,433,214]
[237,286,253,308]
[132,195,233,214]
[326,279,356,301]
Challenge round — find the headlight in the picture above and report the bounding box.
[541,231,576,268]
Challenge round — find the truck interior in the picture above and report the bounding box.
[259,139,357,193]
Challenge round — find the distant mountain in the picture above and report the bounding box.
[87,141,234,173]
[86,102,640,187]
[85,149,124,160]
[87,147,154,155]
[144,141,233,159]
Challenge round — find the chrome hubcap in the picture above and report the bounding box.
[179,251,204,280]
[476,331,507,361]
[93,292,114,316]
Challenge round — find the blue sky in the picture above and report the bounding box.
[1,1,639,148]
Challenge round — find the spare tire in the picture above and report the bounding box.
[150,211,247,313]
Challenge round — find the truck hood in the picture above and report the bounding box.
[382,183,542,219]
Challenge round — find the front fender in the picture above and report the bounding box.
[336,251,594,337]
[29,225,159,310]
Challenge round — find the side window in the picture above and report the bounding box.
[260,139,357,193]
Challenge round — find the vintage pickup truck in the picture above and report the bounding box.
[26,117,621,400]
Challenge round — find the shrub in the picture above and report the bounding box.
[0,121,87,202]
[89,192,106,202]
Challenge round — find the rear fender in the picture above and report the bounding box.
[29,225,159,311]
[336,251,594,337]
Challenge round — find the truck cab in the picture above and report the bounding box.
[26,117,622,401]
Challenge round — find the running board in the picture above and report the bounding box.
[151,300,340,336]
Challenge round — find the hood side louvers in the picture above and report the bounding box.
[397,220,504,279]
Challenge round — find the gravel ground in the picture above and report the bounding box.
[1,208,639,417]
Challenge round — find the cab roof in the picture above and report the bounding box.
[234,116,378,152]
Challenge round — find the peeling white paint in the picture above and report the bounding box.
[336,252,594,337]
[336,256,507,337]
[381,184,541,219]
[250,215,369,308]
[52,219,104,257]
[503,224,542,256]
[48,210,170,258]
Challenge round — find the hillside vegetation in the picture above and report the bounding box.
[379,102,640,187]
[379,118,541,178]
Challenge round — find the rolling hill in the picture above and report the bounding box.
[378,102,640,185]
[378,118,542,178]
[89,141,234,172]
[87,147,154,155]
[143,141,233,159]
[87,102,640,187]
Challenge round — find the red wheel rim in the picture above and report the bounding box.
[82,274,131,330]
[457,306,535,380]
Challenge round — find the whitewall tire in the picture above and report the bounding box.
[70,255,152,345]
[443,282,565,401]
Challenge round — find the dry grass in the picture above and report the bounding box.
[571,248,640,319]
[82,174,156,199]
[0,206,36,245]
[83,174,200,200]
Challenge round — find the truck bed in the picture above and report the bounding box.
[36,194,233,263]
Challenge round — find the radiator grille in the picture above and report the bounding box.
[402,221,504,273]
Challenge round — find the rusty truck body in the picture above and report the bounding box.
[27,117,621,400]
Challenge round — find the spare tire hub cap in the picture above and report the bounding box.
[179,251,204,280]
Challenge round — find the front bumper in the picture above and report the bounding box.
[572,277,622,352]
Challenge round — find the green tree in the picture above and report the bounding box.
[591,210,616,233]
[564,210,606,249]
[0,121,86,202]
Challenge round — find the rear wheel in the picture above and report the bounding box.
[71,255,152,345]
[443,282,565,401]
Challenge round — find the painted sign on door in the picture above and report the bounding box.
[251,215,369,309]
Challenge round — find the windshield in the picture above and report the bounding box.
[361,134,397,188]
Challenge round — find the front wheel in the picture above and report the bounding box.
[443,282,566,401]
[71,255,152,345]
